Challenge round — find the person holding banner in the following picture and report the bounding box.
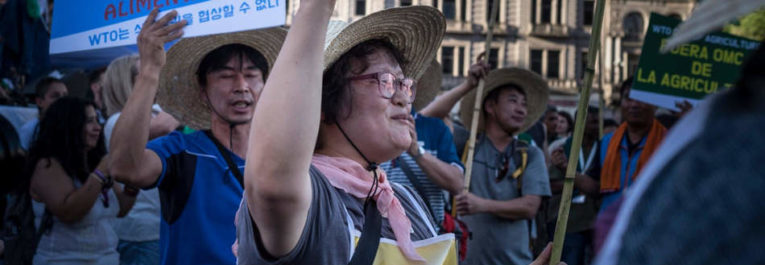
[108,8,286,265]
[454,68,552,265]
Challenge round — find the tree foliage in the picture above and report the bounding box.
[724,9,765,41]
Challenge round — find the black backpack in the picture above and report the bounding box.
[2,192,52,265]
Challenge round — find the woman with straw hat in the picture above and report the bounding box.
[237,4,455,264]
[108,8,286,264]
[235,2,561,264]
[454,68,552,265]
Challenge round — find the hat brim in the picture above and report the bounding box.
[413,60,442,111]
[459,68,549,134]
[158,27,287,130]
[323,6,446,81]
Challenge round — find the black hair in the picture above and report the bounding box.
[481,84,526,117]
[196,44,270,88]
[88,67,106,85]
[26,97,106,185]
[321,39,407,125]
[35,77,64,99]
[0,116,25,195]
[619,76,635,101]
[604,118,619,128]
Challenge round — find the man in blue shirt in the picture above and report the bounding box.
[110,10,285,264]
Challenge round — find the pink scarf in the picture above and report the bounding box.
[312,154,425,262]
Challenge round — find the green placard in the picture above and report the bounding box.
[630,13,760,110]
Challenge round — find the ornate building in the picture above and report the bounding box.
[285,0,696,107]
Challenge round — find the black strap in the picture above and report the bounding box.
[395,156,438,220]
[204,130,244,188]
[348,200,382,265]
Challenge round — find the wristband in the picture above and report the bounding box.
[93,169,114,190]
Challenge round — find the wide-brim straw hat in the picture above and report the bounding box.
[459,68,549,134]
[158,28,287,130]
[413,60,442,111]
[323,6,446,81]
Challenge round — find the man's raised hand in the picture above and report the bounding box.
[137,8,187,72]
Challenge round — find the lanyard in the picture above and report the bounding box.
[579,144,597,172]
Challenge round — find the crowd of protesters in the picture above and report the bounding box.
[1,0,763,264]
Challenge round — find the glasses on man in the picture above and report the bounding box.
[348,72,416,102]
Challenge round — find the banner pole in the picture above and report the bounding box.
[549,0,608,263]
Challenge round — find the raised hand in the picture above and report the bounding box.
[137,8,187,72]
[466,60,491,88]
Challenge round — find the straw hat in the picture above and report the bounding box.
[412,60,443,111]
[323,6,446,81]
[459,68,549,134]
[158,28,287,130]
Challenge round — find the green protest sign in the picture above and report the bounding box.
[630,13,760,110]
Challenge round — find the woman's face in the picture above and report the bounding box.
[83,105,102,150]
[556,114,570,134]
[336,48,413,163]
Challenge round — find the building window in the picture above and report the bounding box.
[442,47,454,75]
[433,0,439,9]
[460,0,467,21]
[583,0,594,25]
[486,0,500,23]
[547,50,560,79]
[400,0,412,6]
[443,0,456,20]
[355,0,366,15]
[531,0,537,23]
[488,48,499,69]
[458,47,465,76]
[531,50,543,75]
[285,0,289,15]
[623,12,644,41]
[541,0,551,23]
[556,0,562,24]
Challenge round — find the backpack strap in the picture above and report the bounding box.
[204,130,244,188]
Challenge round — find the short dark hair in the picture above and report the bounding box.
[604,118,619,127]
[88,67,107,85]
[482,84,525,116]
[196,44,270,88]
[35,77,64,99]
[619,77,635,100]
[321,39,406,124]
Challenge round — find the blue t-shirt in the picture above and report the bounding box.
[147,131,244,265]
[587,130,648,212]
[380,113,464,224]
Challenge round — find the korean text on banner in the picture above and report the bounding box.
[50,0,285,56]
[630,13,760,110]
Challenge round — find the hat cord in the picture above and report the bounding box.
[336,122,380,210]
[204,91,248,150]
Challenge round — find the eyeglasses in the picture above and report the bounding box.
[348,72,416,102]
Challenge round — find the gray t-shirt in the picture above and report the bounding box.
[462,136,551,265]
[236,165,439,265]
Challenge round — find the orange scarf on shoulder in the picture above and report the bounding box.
[600,120,666,192]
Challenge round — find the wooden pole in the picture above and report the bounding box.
[598,40,605,139]
[458,0,501,198]
[549,0,608,264]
